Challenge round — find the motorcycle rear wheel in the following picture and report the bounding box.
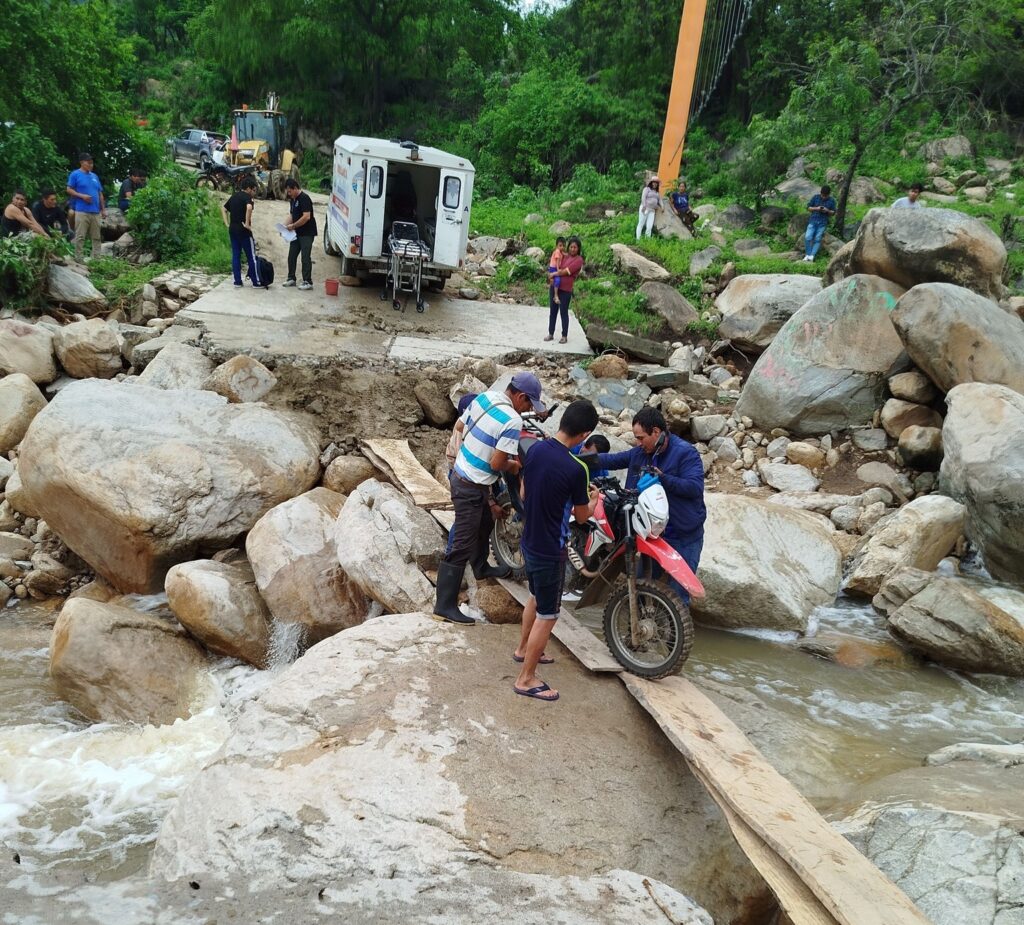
[489,490,526,580]
[602,577,693,679]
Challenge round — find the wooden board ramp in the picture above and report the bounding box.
[361,438,452,510]
[496,577,622,673]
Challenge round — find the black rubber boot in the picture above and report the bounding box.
[471,553,511,581]
[433,561,475,624]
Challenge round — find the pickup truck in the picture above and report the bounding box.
[167,129,228,169]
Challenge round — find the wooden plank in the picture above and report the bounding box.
[497,577,622,673]
[622,675,931,925]
[689,765,838,925]
[362,438,451,510]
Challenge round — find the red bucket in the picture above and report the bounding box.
[325,278,340,296]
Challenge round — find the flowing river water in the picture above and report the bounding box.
[2,590,1023,921]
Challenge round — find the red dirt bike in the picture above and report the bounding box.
[489,419,703,679]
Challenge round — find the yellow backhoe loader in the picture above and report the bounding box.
[227,92,300,199]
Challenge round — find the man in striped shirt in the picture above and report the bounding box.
[434,372,547,624]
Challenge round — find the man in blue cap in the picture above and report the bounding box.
[434,372,547,624]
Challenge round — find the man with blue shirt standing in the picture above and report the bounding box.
[513,399,600,702]
[803,184,836,262]
[66,153,105,261]
[595,407,706,603]
[434,372,547,625]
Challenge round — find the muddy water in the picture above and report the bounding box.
[1,593,1023,921]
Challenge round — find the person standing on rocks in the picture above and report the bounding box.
[593,407,706,603]
[636,177,662,240]
[434,373,547,625]
[66,152,105,260]
[282,178,317,290]
[802,184,835,262]
[222,176,263,288]
[513,399,600,702]
[545,236,584,345]
[892,183,924,209]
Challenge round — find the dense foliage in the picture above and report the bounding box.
[127,167,213,260]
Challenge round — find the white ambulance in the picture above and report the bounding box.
[323,135,475,286]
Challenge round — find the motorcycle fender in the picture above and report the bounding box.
[637,536,705,600]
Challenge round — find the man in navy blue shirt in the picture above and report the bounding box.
[595,406,706,603]
[514,399,600,702]
[803,185,836,261]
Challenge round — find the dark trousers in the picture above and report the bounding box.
[229,229,261,286]
[548,288,572,337]
[444,474,494,568]
[288,235,314,283]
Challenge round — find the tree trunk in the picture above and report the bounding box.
[834,143,865,239]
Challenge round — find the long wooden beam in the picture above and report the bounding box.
[658,0,710,184]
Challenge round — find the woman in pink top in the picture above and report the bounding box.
[545,236,584,344]
[636,177,662,239]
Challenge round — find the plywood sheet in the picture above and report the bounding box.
[362,438,452,509]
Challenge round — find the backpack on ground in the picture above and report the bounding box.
[257,255,274,287]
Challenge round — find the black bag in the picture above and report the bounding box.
[256,255,274,287]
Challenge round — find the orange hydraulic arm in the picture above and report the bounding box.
[658,0,709,185]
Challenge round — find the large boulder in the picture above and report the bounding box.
[837,758,1024,925]
[413,378,456,427]
[693,495,843,632]
[137,343,215,390]
[879,398,942,438]
[165,558,272,668]
[639,282,698,336]
[715,274,822,352]
[149,615,753,924]
[654,207,693,240]
[736,275,907,435]
[940,383,1024,583]
[0,320,57,384]
[0,373,47,453]
[716,202,756,227]
[45,264,106,309]
[322,454,377,494]
[844,208,1006,299]
[50,597,208,724]
[334,480,442,613]
[844,495,965,598]
[917,134,974,162]
[887,575,1024,676]
[53,319,122,379]
[246,488,369,645]
[774,177,819,201]
[18,379,321,592]
[609,243,670,282]
[891,283,1024,395]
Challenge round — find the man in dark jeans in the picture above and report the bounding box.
[282,178,317,290]
[594,406,706,604]
[433,373,548,625]
[514,399,600,702]
[221,176,263,288]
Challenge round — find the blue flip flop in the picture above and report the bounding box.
[512,652,555,665]
[514,683,559,702]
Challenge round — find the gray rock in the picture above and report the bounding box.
[585,323,672,364]
[737,275,908,434]
[761,462,820,493]
[639,282,698,336]
[733,238,771,256]
[846,208,1006,299]
[917,134,974,161]
[458,287,480,301]
[46,264,106,308]
[892,282,1024,395]
[716,274,822,352]
[898,425,943,470]
[689,246,721,275]
[830,504,860,531]
[852,428,889,451]
[716,203,756,228]
[856,461,913,500]
[137,343,215,390]
[888,370,937,404]
[880,398,943,439]
[548,220,572,235]
[690,414,727,442]
[714,441,740,463]
[53,319,122,379]
[940,383,1024,583]
[609,244,670,282]
[0,320,57,385]
[414,378,456,427]
[775,177,820,200]
[765,436,790,458]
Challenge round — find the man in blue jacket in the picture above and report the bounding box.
[594,406,706,602]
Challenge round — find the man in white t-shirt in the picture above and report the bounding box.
[892,183,924,209]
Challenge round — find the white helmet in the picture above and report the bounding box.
[632,483,669,539]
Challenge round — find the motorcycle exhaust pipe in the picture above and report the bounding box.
[567,545,601,579]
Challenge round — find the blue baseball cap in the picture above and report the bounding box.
[510,371,546,412]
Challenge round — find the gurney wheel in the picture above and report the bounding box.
[379,289,388,301]
[416,299,426,313]
[393,299,402,311]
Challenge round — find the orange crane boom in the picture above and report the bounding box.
[658,0,710,184]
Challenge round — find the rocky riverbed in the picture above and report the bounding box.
[1,203,1023,924]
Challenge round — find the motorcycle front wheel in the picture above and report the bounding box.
[489,490,526,580]
[602,577,693,679]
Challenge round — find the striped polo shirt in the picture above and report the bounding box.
[453,391,522,485]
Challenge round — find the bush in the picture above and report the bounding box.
[127,166,209,260]
[0,123,67,201]
[0,233,66,308]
